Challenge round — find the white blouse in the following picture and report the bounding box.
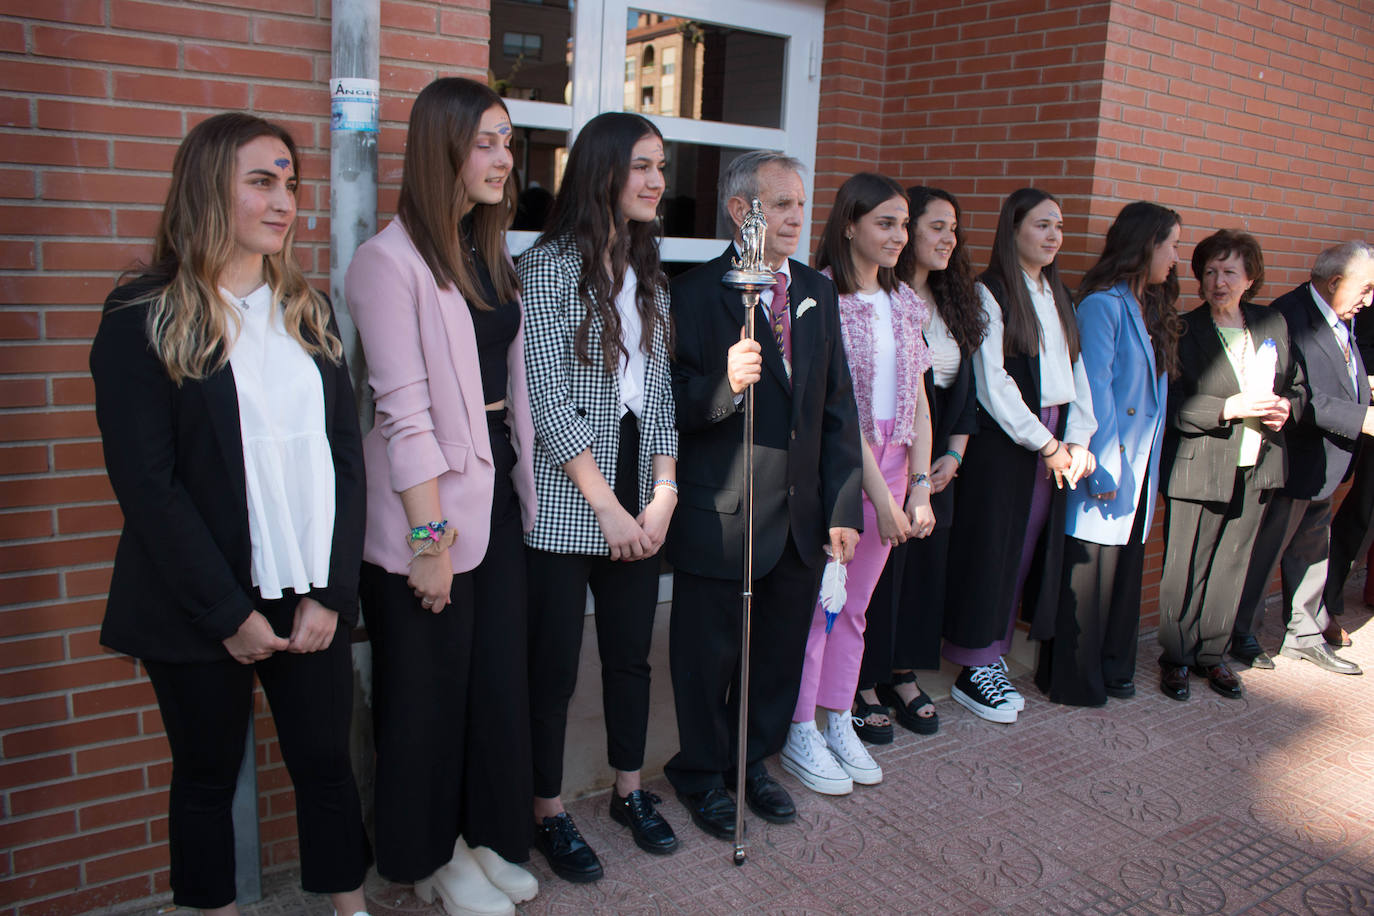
[614,266,648,418]
[223,284,335,599]
[972,274,1097,451]
[856,288,897,421]
[924,304,961,389]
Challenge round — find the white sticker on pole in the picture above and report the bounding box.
[331,78,379,132]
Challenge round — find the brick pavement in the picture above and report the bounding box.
[123,597,1374,916]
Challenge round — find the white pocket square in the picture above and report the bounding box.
[796,297,817,318]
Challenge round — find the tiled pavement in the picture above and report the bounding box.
[129,599,1374,916]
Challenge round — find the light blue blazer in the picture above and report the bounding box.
[1065,282,1169,546]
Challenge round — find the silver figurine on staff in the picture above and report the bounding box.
[720,199,775,866]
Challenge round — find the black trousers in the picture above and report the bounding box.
[363,413,531,881]
[1158,469,1268,667]
[858,526,951,688]
[1325,442,1374,618]
[665,534,823,794]
[527,410,661,798]
[1036,468,1152,706]
[144,596,369,910]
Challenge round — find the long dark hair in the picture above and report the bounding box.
[1079,200,1183,378]
[982,187,1078,361]
[396,77,518,309]
[815,173,907,296]
[536,112,666,372]
[897,185,986,355]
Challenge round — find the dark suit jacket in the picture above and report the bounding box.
[89,277,366,663]
[1274,283,1369,500]
[665,247,863,578]
[924,355,977,531]
[1162,301,1304,503]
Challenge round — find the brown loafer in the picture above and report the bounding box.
[1322,622,1352,648]
[1193,662,1243,699]
[1159,664,1190,701]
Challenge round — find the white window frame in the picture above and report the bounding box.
[504,0,824,264]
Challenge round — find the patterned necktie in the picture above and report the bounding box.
[769,271,791,380]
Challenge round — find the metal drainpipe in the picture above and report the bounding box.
[329,0,380,838]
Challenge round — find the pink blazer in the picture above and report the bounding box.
[346,219,537,575]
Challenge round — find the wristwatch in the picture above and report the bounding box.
[910,472,932,489]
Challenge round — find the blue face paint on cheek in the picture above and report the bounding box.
[274,158,290,170]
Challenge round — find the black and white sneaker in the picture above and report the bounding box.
[993,657,1025,711]
[951,665,1018,723]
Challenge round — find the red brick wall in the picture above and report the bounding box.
[0,3,487,914]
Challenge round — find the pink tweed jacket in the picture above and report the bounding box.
[822,269,931,447]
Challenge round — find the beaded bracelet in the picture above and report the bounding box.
[408,520,449,560]
[653,478,679,494]
[945,448,963,466]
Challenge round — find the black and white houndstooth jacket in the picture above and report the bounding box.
[516,236,678,555]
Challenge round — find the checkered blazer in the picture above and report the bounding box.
[517,236,677,555]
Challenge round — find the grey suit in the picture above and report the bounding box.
[1235,284,1369,650]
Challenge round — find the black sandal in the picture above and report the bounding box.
[851,690,894,744]
[876,671,939,735]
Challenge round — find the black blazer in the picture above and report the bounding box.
[1162,301,1304,503]
[1273,283,1369,500]
[89,278,366,664]
[944,271,1066,646]
[665,247,863,579]
[923,352,977,530]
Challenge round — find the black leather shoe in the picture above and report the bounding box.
[676,787,736,841]
[1193,662,1243,699]
[1228,634,1275,670]
[1160,664,1190,701]
[1104,679,1136,699]
[534,813,603,883]
[610,789,679,855]
[744,771,796,824]
[1280,643,1364,675]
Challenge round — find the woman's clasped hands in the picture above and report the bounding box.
[1043,438,1097,490]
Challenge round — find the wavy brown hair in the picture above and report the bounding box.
[982,187,1079,362]
[397,77,519,309]
[535,112,667,373]
[897,185,986,355]
[1078,201,1183,378]
[134,112,340,384]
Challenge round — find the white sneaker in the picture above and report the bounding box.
[780,721,853,795]
[824,711,882,785]
[993,657,1025,711]
[468,841,538,904]
[951,665,1018,724]
[415,840,515,916]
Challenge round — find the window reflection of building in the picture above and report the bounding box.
[625,13,705,121]
[489,0,572,229]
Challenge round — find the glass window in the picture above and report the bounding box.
[624,9,785,128]
[511,128,569,232]
[502,32,543,59]
[489,0,570,104]
[657,141,757,240]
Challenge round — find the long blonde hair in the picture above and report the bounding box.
[136,112,341,384]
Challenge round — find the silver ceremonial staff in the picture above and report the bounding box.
[721,199,775,866]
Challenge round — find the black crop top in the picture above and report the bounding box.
[462,220,520,404]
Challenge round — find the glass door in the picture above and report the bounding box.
[489,0,824,264]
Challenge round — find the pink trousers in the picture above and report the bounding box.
[793,421,908,718]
